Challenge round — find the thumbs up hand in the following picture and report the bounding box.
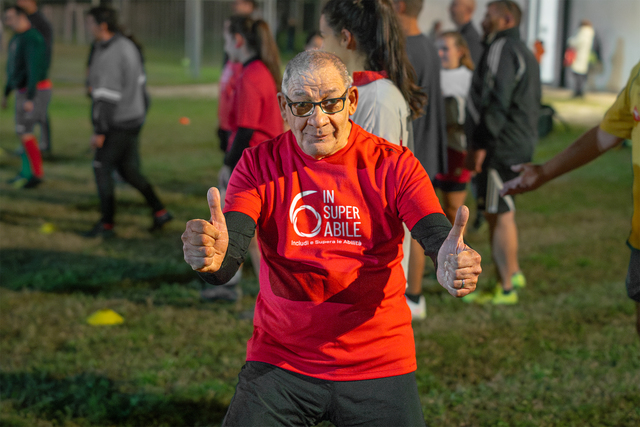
[436,206,482,297]
[182,187,230,273]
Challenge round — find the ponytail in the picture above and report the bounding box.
[322,0,426,119]
[252,20,282,91]
[228,15,282,91]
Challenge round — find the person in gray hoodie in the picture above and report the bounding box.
[83,6,171,238]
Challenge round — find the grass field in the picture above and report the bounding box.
[1,43,639,426]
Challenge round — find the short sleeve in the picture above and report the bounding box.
[600,64,639,140]
[394,150,444,230]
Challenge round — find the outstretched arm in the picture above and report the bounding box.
[501,125,624,196]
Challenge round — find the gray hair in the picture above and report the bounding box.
[281,50,352,97]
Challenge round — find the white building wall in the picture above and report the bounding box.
[418,0,639,92]
[566,0,640,92]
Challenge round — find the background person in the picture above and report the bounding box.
[394,0,448,320]
[433,31,474,225]
[567,19,595,98]
[449,0,485,233]
[2,5,49,189]
[83,6,172,238]
[501,61,640,338]
[463,0,540,305]
[16,0,53,156]
[203,15,283,302]
[320,0,429,319]
[182,50,481,425]
[449,0,483,71]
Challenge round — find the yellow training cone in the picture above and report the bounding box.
[87,309,124,326]
[40,222,57,234]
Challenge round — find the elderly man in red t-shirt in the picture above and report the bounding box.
[182,50,481,426]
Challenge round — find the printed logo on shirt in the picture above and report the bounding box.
[633,106,640,122]
[289,190,362,246]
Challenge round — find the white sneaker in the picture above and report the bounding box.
[405,295,427,320]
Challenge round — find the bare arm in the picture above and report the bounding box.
[501,125,624,196]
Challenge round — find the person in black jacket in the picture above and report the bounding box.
[463,0,541,305]
[17,0,53,155]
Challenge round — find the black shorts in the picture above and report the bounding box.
[476,165,519,214]
[222,361,426,426]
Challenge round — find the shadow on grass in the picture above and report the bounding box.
[0,249,194,294]
[0,371,227,426]
[0,248,261,308]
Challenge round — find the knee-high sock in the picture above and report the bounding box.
[22,135,43,178]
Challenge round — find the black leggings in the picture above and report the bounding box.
[93,127,164,224]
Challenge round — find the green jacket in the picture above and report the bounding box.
[4,28,48,100]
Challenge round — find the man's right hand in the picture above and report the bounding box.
[1,96,7,110]
[182,187,229,273]
[500,163,545,196]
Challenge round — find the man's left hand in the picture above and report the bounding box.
[436,206,482,297]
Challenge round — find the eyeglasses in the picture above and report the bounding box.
[284,90,349,117]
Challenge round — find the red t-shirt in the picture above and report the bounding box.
[218,61,243,131]
[225,122,444,381]
[227,59,283,151]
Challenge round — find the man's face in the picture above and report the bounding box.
[278,65,358,160]
[233,0,254,15]
[449,0,470,27]
[482,4,507,39]
[16,0,35,14]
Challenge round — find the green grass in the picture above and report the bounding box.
[1,47,639,425]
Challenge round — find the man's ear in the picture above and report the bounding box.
[395,1,406,14]
[347,86,358,115]
[277,92,289,123]
[341,28,357,51]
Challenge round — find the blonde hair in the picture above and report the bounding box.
[439,31,475,71]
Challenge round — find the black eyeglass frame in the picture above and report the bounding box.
[284,89,350,117]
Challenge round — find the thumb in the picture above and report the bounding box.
[448,205,469,254]
[207,187,226,226]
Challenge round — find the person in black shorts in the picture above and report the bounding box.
[463,1,541,304]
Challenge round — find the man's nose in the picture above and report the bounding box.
[307,104,330,127]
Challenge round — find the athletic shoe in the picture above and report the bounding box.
[82,222,115,239]
[12,176,42,189]
[461,289,494,304]
[405,294,427,320]
[149,211,173,232]
[511,271,526,289]
[7,174,25,184]
[490,286,518,305]
[201,283,241,302]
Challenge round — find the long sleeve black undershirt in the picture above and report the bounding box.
[224,127,254,169]
[197,211,453,286]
